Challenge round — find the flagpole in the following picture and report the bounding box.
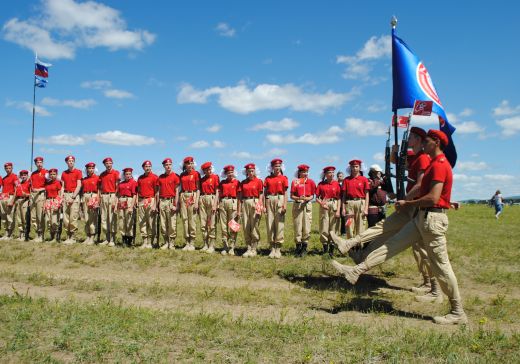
[31,53,37,172]
[390,16,401,198]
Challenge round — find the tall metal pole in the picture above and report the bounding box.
[31,54,37,172]
[390,16,401,198]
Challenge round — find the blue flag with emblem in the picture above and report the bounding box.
[392,27,457,167]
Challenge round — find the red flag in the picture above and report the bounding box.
[413,100,433,116]
[392,115,409,128]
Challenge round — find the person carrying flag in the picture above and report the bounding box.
[0,163,19,240]
[14,170,31,241]
[61,156,82,244]
[82,162,100,245]
[30,157,47,242]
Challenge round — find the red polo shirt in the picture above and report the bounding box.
[342,175,369,199]
[45,180,62,199]
[241,177,263,198]
[219,178,241,198]
[419,153,452,209]
[180,170,200,192]
[118,179,137,197]
[15,180,31,197]
[264,174,288,195]
[290,178,316,197]
[316,180,341,200]
[201,174,220,195]
[61,168,83,193]
[1,174,19,195]
[99,169,120,193]
[407,151,431,193]
[30,169,47,190]
[82,174,99,193]
[137,173,158,198]
[157,172,180,198]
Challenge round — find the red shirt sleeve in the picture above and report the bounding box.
[430,163,448,183]
[290,180,297,195]
[283,176,289,190]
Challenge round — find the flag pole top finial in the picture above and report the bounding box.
[390,16,397,29]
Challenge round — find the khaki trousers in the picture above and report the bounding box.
[63,192,80,236]
[159,198,177,244]
[219,198,238,247]
[118,197,135,237]
[30,191,46,235]
[292,201,312,243]
[265,195,285,245]
[100,193,117,239]
[363,211,461,303]
[138,197,157,240]
[319,199,339,244]
[82,193,99,236]
[345,199,366,239]
[180,192,197,241]
[0,195,16,235]
[44,199,60,235]
[199,194,217,244]
[242,198,261,248]
[15,198,30,235]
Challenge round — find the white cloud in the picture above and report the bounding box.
[190,140,210,149]
[496,116,520,137]
[212,140,226,148]
[231,148,287,160]
[457,161,488,172]
[251,118,299,132]
[483,174,515,183]
[206,124,222,133]
[81,80,112,89]
[493,100,520,117]
[345,118,386,136]
[34,134,86,145]
[454,121,484,134]
[103,89,134,99]
[459,108,474,117]
[373,152,385,162]
[177,82,355,114]
[266,126,343,145]
[453,174,483,183]
[41,97,96,109]
[336,35,391,80]
[2,0,155,60]
[6,100,51,116]
[215,22,236,37]
[94,130,156,146]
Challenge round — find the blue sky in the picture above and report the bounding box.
[1,0,519,200]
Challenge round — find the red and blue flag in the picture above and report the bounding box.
[34,57,52,88]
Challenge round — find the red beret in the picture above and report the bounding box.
[201,162,212,170]
[410,127,427,139]
[65,155,75,162]
[123,167,133,173]
[223,165,235,172]
[244,163,256,170]
[4,162,13,168]
[102,157,113,164]
[19,170,29,175]
[34,156,43,162]
[162,158,172,165]
[349,159,362,166]
[183,156,194,164]
[323,166,336,172]
[297,164,310,171]
[142,160,152,167]
[270,158,283,166]
[85,162,96,168]
[48,168,58,174]
[427,129,449,147]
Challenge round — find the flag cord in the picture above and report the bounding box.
[31,72,36,173]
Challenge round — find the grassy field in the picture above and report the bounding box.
[0,204,519,363]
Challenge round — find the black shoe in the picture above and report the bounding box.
[294,242,302,257]
[322,244,329,255]
[300,242,308,257]
[328,243,335,257]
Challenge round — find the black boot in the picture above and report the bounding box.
[300,242,308,257]
[294,242,302,257]
[328,243,335,257]
[322,243,329,255]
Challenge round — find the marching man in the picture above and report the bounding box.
[14,170,31,241]
[290,164,316,257]
[61,156,82,244]
[117,167,138,246]
[0,162,18,240]
[240,163,263,258]
[219,165,241,256]
[82,163,100,245]
[199,162,220,253]
[98,157,119,245]
[156,158,180,249]
[30,157,47,242]
[179,156,200,251]
[137,160,158,248]
[44,168,63,242]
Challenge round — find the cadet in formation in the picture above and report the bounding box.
[81,162,99,245]
[0,162,18,240]
[342,159,369,239]
[219,165,241,256]
[290,164,316,257]
[240,163,263,257]
[179,156,200,251]
[98,158,119,245]
[199,162,220,253]
[61,156,82,244]
[14,170,31,241]
[117,167,137,247]
[30,157,47,242]
[137,161,158,249]
[156,158,180,249]
[44,168,63,242]
[316,166,341,256]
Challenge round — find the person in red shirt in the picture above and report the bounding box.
[240,163,264,257]
[263,158,288,259]
[290,164,316,257]
[332,129,467,325]
[0,162,19,239]
[199,162,220,254]
[218,165,241,256]
[81,162,100,245]
[156,158,180,250]
[29,156,47,242]
[14,170,31,241]
[342,159,370,240]
[61,155,83,244]
[316,166,341,256]
[44,168,63,242]
[137,160,159,249]
[366,165,387,228]
[98,157,120,245]
[179,156,200,251]
[117,167,138,247]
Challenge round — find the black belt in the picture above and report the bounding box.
[221,196,236,199]
[101,192,115,195]
[420,207,446,213]
[242,196,258,199]
[346,197,362,201]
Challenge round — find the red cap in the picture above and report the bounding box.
[142,160,152,167]
[65,155,75,162]
[4,162,13,168]
[85,162,96,168]
[323,166,336,172]
[223,165,235,172]
[183,156,194,164]
[270,158,283,166]
[102,157,113,164]
[123,167,133,173]
[244,163,256,170]
[410,126,427,139]
[349,159,362,166]
[34,156,44,162]
[297,164,310,171]
[201,162,212,170]
[427,129,449,147]
[19,170,29,175]
[48,168,58,174]
[162,158,172,165]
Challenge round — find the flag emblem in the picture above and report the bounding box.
[416,63,441,106]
